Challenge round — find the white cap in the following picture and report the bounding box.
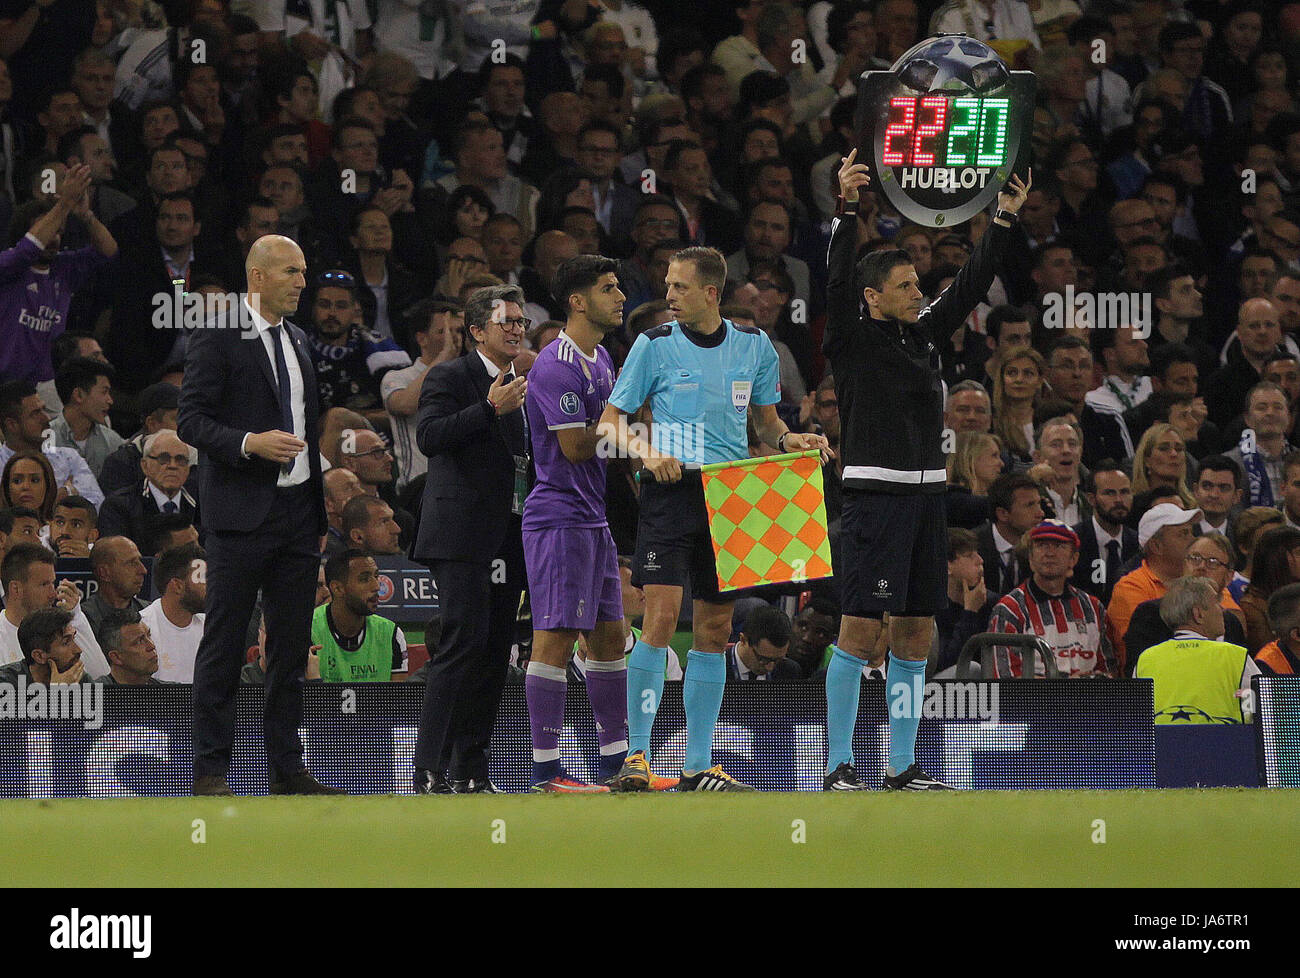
[1138,502,1203,549]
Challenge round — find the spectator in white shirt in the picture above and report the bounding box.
[384,299,465,491]
[0,380,104,507]
[1088,324,1153,417]
[0,542,109,677]
[139,542,206,684]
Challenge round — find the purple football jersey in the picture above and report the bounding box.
[522,332,615,530]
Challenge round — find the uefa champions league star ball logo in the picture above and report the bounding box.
[376,575,395,603]
[895,35,1010,95]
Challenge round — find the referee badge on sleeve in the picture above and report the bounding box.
[731,380,752,413]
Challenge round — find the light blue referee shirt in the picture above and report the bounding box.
[608,319,781,466]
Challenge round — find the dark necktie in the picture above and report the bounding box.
[268,325,295,474]
[162,501,178,514]
[1105,539,1121,594]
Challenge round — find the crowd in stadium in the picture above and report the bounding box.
[0,0,1298,730]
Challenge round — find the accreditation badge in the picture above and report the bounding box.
[731,380,752,413]
[512,455,528,515]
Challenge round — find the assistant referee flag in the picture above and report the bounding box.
[700,450,833,591]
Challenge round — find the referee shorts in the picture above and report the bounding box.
[837,489,948,618]
[631,472,728,603]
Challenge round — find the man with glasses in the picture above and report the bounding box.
[1156,22,1230,143]
[97,429,199,550]
[412,285,530,794]
[576,121,639,238]
[1043,336,1132,466]
[725,605,799,681]
[305,269,411,430]
[617,195,685,323]
[1125,535,1249,676]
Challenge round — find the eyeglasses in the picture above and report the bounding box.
[146,452,190,467]
[1184,553,1228,570]
[752,648,786,666]
[318,270,356,288]
[345,446,392,459]
[492,317,531,332]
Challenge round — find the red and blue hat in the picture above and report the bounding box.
[1027,519,1080,549]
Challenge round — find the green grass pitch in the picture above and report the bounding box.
[5,790,1299,886]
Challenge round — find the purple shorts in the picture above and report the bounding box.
[523,525,623,631]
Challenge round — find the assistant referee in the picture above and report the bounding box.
[823,150,1030,791]
[597,246,829,791]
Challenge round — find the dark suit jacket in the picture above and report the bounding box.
[176,305,327,535]
[1071,518,1140,604]
[106,239,226,391]
[97,482,200,548]
[976,521,1028,596]
[413,351,526,564]
[725,645,802,682]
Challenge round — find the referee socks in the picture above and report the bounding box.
[825,645,864,773]
[886,653,927,775]
[627,639,668,756]
[683,650,725,775]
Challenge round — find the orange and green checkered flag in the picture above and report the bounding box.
[700,450,833,592]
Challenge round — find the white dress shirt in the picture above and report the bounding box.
[241,296,309,487]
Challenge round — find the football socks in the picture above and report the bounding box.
[825,645,864,774]
[627,639,667,756]
[682,650,725,775]
[886,652,927,775]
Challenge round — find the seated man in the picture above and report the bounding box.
[48,495,99,559]
[1124,531,1246,673]
[936,527,995,674]
[0,606,98,686]
[80,536,148,637]
[988,521,1117,677]
[725,604,801,681]
[97,381,179,497]
[1107,502,1200,671]
[1257,582,1300,675]
[339,494,402,555]
[1135,576,1258,723]
[789,596,841,679]
[96,429,200,549]
[139,542,206,683]
[314,549,407,682]
[0,543,109,676]
[50,356,124,481]
[99,606,166,685]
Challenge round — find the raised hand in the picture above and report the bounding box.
[487,370,527,414]
[997,168,1032,214]
[837,148,871,203]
